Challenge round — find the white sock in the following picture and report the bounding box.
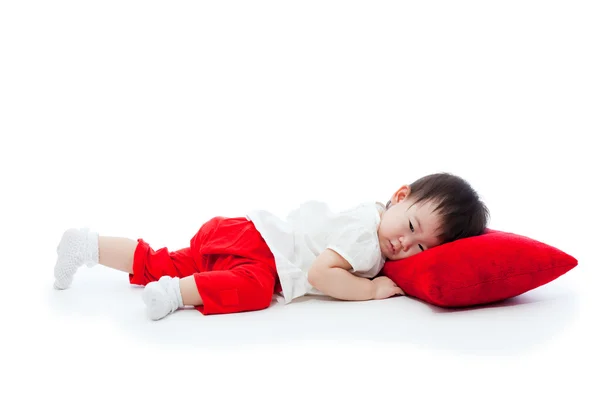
[53,227,99,290]
[142,276,184,321]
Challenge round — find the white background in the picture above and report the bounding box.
[1,1,598,399]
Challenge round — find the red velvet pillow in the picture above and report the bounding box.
[382,229,578,307]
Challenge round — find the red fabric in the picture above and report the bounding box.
[130,217,281,315]
[130,242,198,285]
[382,229,578,307]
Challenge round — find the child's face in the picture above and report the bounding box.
[378,185,443,260]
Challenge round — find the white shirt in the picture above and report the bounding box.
[246,201,386,304]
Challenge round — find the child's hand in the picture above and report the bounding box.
[372,276,405,300]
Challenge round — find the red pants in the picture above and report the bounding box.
[129,217,282,315]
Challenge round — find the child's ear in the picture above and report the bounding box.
[392,185,411,204]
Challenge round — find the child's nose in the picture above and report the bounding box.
[399,237,413,252]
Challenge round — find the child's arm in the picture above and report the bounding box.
[308,249,403,301]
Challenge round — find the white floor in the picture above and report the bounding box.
[44,263,586,356]
[6,242,595,400]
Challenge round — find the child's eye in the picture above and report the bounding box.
[410,220,424,252]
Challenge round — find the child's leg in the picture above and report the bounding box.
[53,227,140,289]
[191,260,278,315]
[141,257,278,320]
[139,216,280,320]
[54,226,199,289]
[98,236,137,274]
[179,275,203,305]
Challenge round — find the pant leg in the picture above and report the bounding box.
[189,216,282,315]
[127,216,264,287]
[129,239,199,286]
[193,255,278,315]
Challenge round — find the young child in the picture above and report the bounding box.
[53,172,489,320]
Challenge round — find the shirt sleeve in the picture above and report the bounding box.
[326,207,381,274]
